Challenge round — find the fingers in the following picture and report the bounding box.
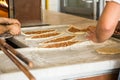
[10,31,21,35]
[86,26,97,42]
[86,31,98,43]
[0,25,8,34]
[9,18,21,26]
[0,18,21,35]
[0,18,21,27]
[10,29,21,35]
[86,31,93,40]
[87,26,96,33]
[7,24,21,35]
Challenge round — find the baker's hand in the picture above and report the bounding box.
[7,23,21,35]
[0,18,21,35]
[0,25,8,34]
[86,26,97,42]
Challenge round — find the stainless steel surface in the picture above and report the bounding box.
[60,0,100,20]
[93,0,97,20]
[99,0,105,16]
[9,0,14,18]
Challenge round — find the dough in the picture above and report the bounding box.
[43,41,79,48]
[44,35,75,43]
[68,25,88,34]
[31,32,60,38]
[67,25,96,34]
[96,47,120,54]
[24,29,55,35]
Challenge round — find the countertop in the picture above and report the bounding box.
[0,10,120,80]
[0,39,119,80]
[42,10,97,26]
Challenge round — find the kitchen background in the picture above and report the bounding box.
[0,0,106,20]
[42,0,106,20]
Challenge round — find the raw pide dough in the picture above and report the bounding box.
[68,25,88,34]
[67,25,96,35]
[43,41,79,48]
[31,32,60,39]
[44,35,75,43]
[24,29,55,35]
[96,47,120,54]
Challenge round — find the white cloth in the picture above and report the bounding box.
[106,0,120,4]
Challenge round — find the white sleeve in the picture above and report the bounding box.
[106,0,120,4]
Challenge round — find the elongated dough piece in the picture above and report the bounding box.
[44,35,75,43]
[31,32,60,38]
[24,29,55,35]
[96,47,120,54]
[43,41,79,48]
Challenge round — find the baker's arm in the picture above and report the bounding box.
[87,1,120,43]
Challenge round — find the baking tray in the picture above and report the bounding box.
[9,25,120,49]
[11,25,89,48]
